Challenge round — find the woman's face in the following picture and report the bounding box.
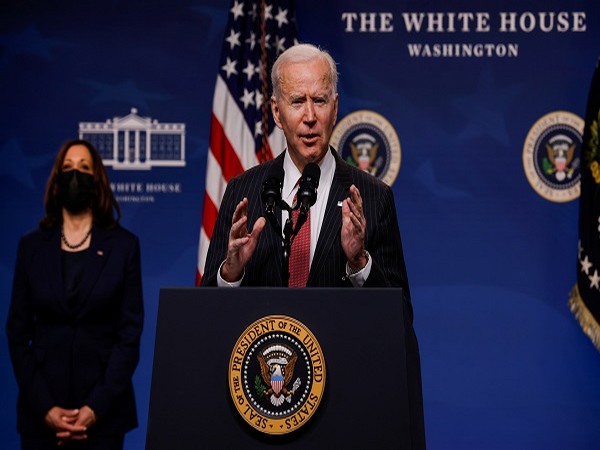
[62,144,94,175]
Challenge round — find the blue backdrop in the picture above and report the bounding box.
[1,1,600,449]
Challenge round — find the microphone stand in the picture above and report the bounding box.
[264,200,294,287]
[264,201,279,232]
[282,209,292,287]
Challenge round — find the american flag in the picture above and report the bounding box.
[196,0,298,284]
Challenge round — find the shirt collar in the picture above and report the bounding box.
[282,148,335,199]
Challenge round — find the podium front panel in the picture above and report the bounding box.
[147,287,414,449]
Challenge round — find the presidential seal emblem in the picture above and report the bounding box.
[330,110,401,186]
[228,315,326,435]
[522,111,584,202]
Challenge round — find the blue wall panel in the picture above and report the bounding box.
[1,1,599,448]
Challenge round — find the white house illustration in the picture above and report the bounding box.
[79,108,186,170]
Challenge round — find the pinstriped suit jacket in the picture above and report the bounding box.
[202,149,410,294]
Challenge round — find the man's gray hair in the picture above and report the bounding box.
[271,43,338,99]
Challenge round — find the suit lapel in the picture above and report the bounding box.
[261,217,284,284]
[76,225,111,315]
[309,151,352,282]
[43,228,68,312]
[260,156,285,283]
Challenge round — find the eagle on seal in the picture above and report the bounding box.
[546,140,575,181]
[351,141,379,174]
[258,351,298,407]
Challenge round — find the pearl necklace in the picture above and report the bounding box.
[61,225,92,250]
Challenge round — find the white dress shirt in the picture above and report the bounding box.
[281,149,335,268]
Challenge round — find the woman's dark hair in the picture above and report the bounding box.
[40,139,121,229]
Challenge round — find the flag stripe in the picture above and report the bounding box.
[196,225,211,286]
[209,113,245,182]
[201,192,219,241]
[204,150,226,210]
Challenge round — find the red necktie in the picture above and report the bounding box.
[288,194,310,288]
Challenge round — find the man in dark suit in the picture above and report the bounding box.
[201,44,425,448]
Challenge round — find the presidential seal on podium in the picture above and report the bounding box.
[228,315,326,435]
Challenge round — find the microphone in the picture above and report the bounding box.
[297,162,320,216]
[261,164,284,216]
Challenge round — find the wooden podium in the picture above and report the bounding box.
[146,288,424,449]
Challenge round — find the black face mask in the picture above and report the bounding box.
[58,170,95,213]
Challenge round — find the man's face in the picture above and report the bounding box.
[271,58,338,171]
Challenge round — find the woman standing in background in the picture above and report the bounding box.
[6,139,144,449]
